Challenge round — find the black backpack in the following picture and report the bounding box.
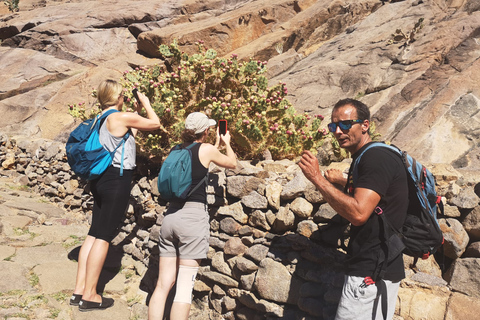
[351,142,444,279]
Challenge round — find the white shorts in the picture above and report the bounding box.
[159,202,209,260]
[335,275,400,320]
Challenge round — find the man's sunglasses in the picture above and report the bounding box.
[327,119,364,133]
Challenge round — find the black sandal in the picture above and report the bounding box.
[69,294,82,306]
[78,296,114,311]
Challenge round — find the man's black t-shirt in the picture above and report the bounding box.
[345,142,409,281]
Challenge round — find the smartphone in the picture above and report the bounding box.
[219,119,227,135]
[132,88,139,101]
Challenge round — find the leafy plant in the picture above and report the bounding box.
[69,41,327,160]
[3,0,19,12]
[387,18,424,47]
[119,40,328,160]
[28,271,39,287]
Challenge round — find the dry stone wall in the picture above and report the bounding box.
[1,133,480,320]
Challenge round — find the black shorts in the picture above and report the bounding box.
[88,166,134,242]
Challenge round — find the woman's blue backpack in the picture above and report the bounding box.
[66,110,129,180]
[157,143,207,201]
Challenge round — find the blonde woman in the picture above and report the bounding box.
[70,79,160,311]
[148,112,237,320]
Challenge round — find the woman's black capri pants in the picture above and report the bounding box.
[88,166,134,242]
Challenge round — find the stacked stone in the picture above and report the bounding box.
[2,133,480,319]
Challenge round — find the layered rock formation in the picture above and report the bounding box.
[1,0,480,169]
[2,1,480,319]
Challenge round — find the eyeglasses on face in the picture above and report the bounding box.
[327,119,364,133]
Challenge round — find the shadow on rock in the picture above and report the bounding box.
[68,243,125,294]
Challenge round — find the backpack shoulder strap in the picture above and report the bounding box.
[351,142,403,187]
[99,109,119,120]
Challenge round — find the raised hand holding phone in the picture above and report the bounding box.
[132,88,140,101]
[219,119,227,135]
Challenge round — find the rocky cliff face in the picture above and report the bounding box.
[1,0,480,169]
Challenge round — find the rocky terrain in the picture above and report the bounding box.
[1,0,480,319]
[1,0,480,168]
[1,133,480,320]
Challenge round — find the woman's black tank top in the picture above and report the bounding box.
[182,142,208,203]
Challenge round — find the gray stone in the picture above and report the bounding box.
[3,197,65,218]
[63,179,79,194]
[313,203,338,223]
[443,204,461,218]
[304,185,324,204]
[272,205,295,233]
[296,220,318,238]
[439,218,470,259]
[224,237,247,256]
[211,252,232,277]
[227,176,265,198]
[150,177,160,196]
[235,256,259,273]
[265,181,282,210]
[200,270,239,288]
[0,261,32,292]
[463,206,480,241]
[409,272,447,287]
[445,292,480,320]
[265,210,276,226]
[240,272,256,291]
[245,244,269,263]
[217,201,248,224]
[219,217,242,235]
[448,187,480,209]
[223,295,237,311]
[209,236,226,250]
[280,172,311,200]
[253,258,303,304]
[149,224,161,242]
[33,260,78,294]
[464,242,480,258]
[236,290,284,317]
[403,255,442,278]
[137,176,151,190]
[445,258,480,298]
[130,184,142,198]
[241,191,268,209]
[248,210,271,231]
[290,197,313,218]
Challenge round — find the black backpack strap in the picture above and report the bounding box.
[372,279,389,320]
[183,142,207,198]
[187,173,209,198]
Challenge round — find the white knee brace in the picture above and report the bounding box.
[173,265,199,304]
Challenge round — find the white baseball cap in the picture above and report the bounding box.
[185,112,217,134]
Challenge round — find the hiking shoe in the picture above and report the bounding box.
[69,294,82,306]
[78,296,114,311]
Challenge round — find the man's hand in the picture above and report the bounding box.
[298,150,324,185]
[325,168,347,187]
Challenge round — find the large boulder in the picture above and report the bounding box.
[439,218,469,259]
[444,258,480,299]
[462,206,480,241]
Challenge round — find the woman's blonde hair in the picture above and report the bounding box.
[97,79,123,109]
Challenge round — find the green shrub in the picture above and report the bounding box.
[69,41,328,160]
[3,0,19,12]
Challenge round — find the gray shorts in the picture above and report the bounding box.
[335,275,400,320]
[159,202,210,260]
